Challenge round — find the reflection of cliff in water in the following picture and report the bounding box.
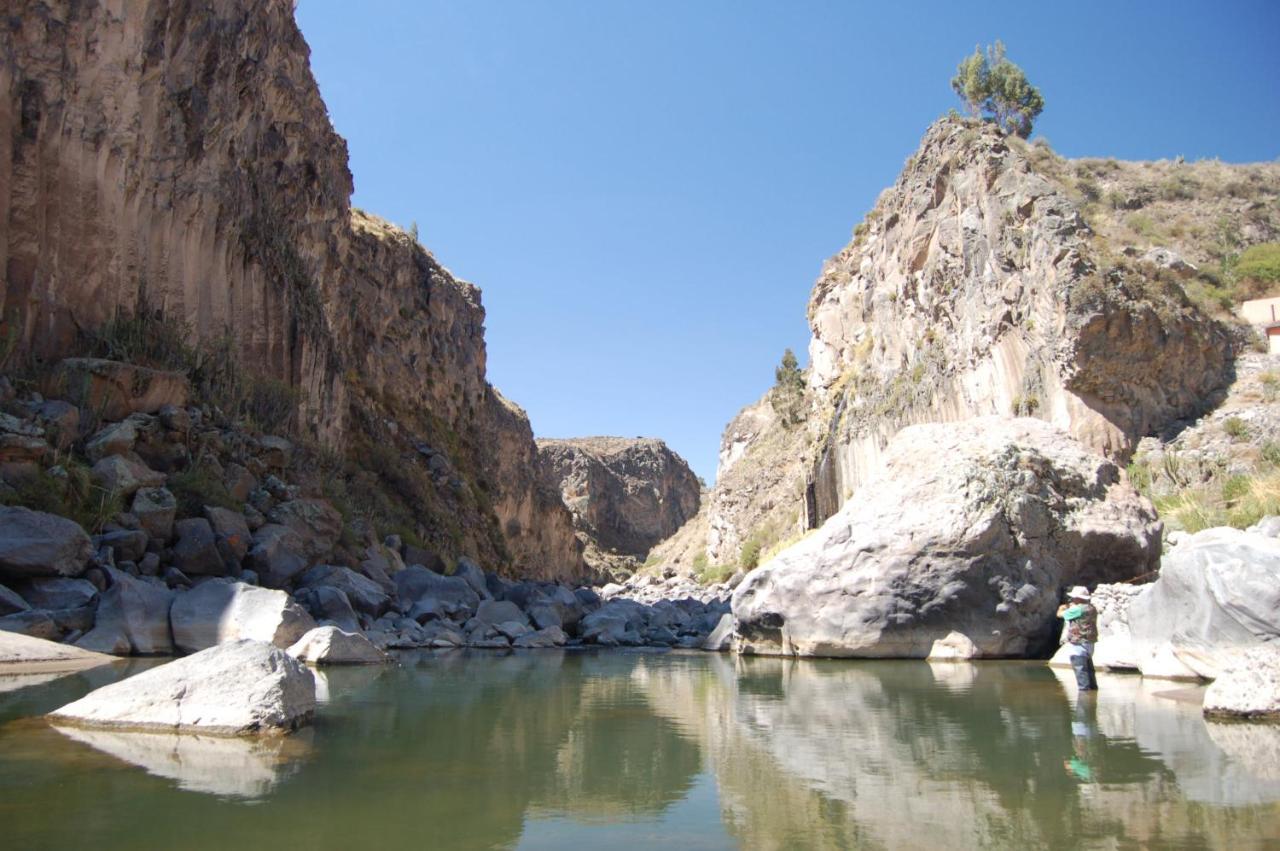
[641,657,1280,849]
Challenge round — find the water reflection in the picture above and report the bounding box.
[1,651,1277,849]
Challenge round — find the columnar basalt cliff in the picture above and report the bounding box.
[0,0,582,577]
[537,437,701,569]
[695,118,1241,565]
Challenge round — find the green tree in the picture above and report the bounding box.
[771,348,806,427]
[951,41,1044,138]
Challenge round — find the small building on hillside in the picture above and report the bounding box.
[1239,297,1280,355]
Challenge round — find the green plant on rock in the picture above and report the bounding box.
[951,41,1044,138]
[0,462,122,533]
[1223,416,1249,440]
[1235,243,1280,299]
[771,348,807,428]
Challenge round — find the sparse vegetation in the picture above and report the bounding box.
[1234,243,1280,299]
[0,462,122,534]
[951,41,1044,138]
[168,463,240,517]
[1223,416,1249,439]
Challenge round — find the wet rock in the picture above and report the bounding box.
[77,567,175,656]
[169,580,315,653]
[286,626,385,665]
[49,639,314,735]
[0,507,94,579]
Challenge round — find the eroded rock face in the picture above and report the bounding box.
[49,640,315,735]
[732,418,1160,659]
[1129,527,1280,680]
[537,437,701,560]
[0,0,582,582]
[692,117,1231,566]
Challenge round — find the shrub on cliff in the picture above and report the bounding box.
[771,348,806,427]
[1235,243,1280,299]
[951,41,1044,138]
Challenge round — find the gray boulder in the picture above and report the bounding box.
[84,415,153,463]
[1129,527,1280,680]
[0,630,114,672]
[96,529,148,563]
[452,557,492,600]
[393,566,480,619]
[265,499,341,561]
[169,580,316,653]
[296,565,390,617]
[0,610,61,641]
[76,567,175,656]
[287,626,386,665]
[131,487,177,542]
[245,525,308,588]
[90,453,164,497]
[474,599,528,627]
[0,581,29,615]
[295,586,360,634]
[0,507,94,579]
[513,626,568,648]
[49,639,314,735]
[171,518,225,576]
[205,507,252,560]
[732,418,1160,659]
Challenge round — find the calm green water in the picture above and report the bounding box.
[1,651,1278,850]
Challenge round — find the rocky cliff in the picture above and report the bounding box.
[696,117,1247,566]
[537,437,701,571]
[0,0,582,578]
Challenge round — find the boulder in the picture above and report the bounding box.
[732,418,1161,659]
[14,577,96,611]
[296,565,390,617]
[474,599,528,627]
[393,566,480,619]
[265,499,341,561]
[0,507,94,579]
[55,359,190,421]
[34,400,80,448]
[169,580,316,653]
[295,586,361,634]
[1129,527,1280,680]
[0,610,61,641]
[96,529,149,563]
[49,639,314,735]
[0,630,115,672]
[131,487,177,541]
[84,415,153,463]
[0,581,30,615]
[512,626,568,648]
[171,518,225,576]
[91,453,164,497]
[205,507,252,560]
[452,557,492,600]
[1203,648,1280,719]
[527,603,563,631]
[76,567,175,656]
[286,626,386,665]
[245,524,308,588]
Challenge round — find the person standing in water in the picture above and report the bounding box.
[1058,586,1098,691]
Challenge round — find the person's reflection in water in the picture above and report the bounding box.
[1064,692,1100,783]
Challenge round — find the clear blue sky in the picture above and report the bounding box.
[295,1,1279,483]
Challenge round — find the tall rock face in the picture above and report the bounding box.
[0,0,583,579]
[537,437,701,567]
[698,118,1233,565]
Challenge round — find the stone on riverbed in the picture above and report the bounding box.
[1202,648,1280,720]
[0,630,116,673]
[49,639,315,735]
[286,626,386,665]
[76,567,175,656]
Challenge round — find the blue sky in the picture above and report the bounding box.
[295,1,1279,483]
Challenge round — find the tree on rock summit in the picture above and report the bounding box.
[951,41,1044,138]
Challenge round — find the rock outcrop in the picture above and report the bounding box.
[49,640,315,735]
[688,117,1234,567]
[732,417,1160,658]
[537,437,701,566]
[0,0,583,580]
